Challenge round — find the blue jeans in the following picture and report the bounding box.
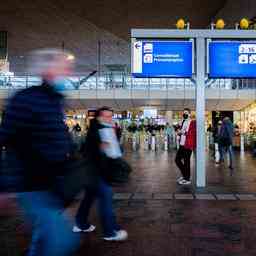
[219,144,233,167]
[76,179,120,237]
[18,191,79,256]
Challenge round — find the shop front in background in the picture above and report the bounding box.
[235,102,256,155]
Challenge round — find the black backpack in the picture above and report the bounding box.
[219,125,232,146]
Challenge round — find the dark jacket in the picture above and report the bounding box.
[80,118,110,186]
[213,125,221,143]
[0,82,73,191]
[81,119,131,185]
[82,118,103,165]
[219,120,234,146]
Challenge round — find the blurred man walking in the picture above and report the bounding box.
[0,49,80,256]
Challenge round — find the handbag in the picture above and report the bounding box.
[101,157,132,185]
[53,156,94,207]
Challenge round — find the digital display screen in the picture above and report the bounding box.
[132,41,193,78]
[209,41,256,78]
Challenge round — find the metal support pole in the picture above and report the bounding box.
[25,75,28,88]
[98,40,101,76]
[61,41,65,52]
[196,37,206,187]
[240,111,245,154]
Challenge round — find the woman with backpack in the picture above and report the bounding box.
[218,117,234,171]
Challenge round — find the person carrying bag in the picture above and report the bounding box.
[73,107,130,241]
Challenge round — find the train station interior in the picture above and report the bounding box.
[0,0,256,255]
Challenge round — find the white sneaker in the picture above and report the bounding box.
[177,177,184,182]
[72,225,96,233]
[103,230,128,241]
[178,179,191,185]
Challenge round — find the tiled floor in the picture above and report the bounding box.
[114,149,256,194]
[81,199,256,255]
[2,199,256,255]
[1,150,256,255]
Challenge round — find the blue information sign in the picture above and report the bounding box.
[132,41,193,78]
[209,42,256,78]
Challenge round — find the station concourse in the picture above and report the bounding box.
[0,0,256,255]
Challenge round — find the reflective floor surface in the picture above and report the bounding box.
[1,149,256,255]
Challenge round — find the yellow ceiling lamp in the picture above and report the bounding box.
[215,19,225,29]
[176,19,189,29]
[240,18,250,29]
[211,19,225,29]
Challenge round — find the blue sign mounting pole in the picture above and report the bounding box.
[195,37,206,187]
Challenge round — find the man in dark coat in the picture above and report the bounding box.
[0,49,79,256]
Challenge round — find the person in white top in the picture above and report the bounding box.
[73,107,128,242]
[99,123,122,159]
[179,118,191,147]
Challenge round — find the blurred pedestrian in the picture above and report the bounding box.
[114,122,122,142]
[73,107,128,241]
[175,108,196,185]
[72,123,82,133]
[0,49,80,256]
[213,120,222,163]
[207,124,212,132]
[219,117,234,172]
[164,123,175,149]
[72,123,83,152]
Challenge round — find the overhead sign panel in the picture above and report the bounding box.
[209,41,256,78]
[132,41,193,78]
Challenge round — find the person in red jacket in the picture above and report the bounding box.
[175,108,196,185]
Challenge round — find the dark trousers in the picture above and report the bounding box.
[219,144,233,168]
[175,146,192,181]
[75,179,120,237]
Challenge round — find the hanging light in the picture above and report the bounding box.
[215,19,225,29]
[240,18,250,29]
[176,19,186,29]
[67,54,75,61]
[211,19,225,30]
